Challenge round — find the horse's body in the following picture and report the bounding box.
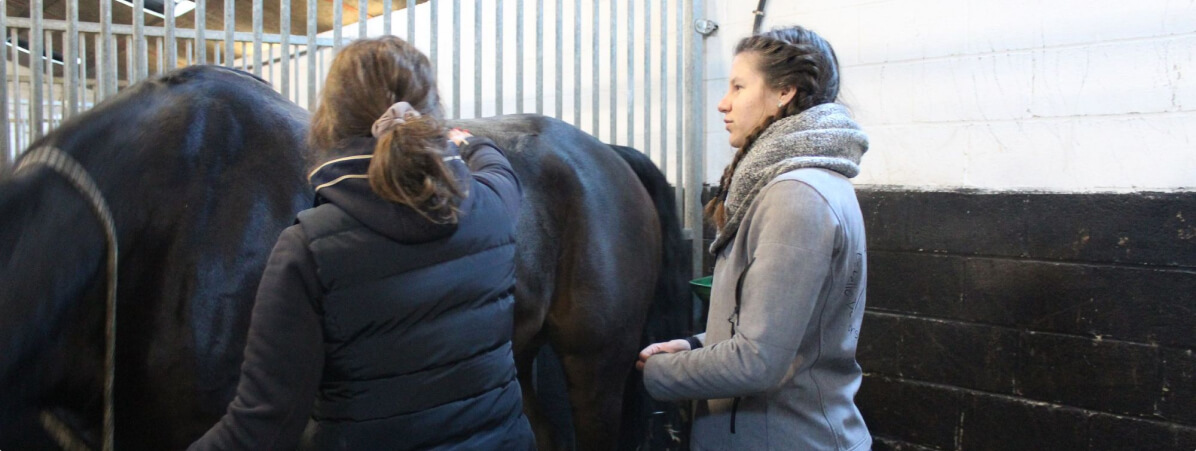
[0,65,685,450]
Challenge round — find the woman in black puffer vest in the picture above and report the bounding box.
[190,36,535,451]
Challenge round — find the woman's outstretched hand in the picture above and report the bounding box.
[636,339,691,371]
[448,128,472,146]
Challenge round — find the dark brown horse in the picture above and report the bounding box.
[0,65,687,450]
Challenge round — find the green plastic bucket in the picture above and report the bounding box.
[689,276,713,304]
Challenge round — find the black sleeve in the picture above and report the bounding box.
[460,137,522,219]
[189,225,325,451]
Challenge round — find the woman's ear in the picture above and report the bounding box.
[778,85,797,107]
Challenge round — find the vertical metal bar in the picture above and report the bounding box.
[674,0,683,218]
[406,0,415,42]
[660,0,668,176]
[126,35,134,88]
[46,31,55,128]
[102,0,115,96]
[573,0,580,125]
[383,0,392,35]
[495,0,503,115]
[225,0,236,67]
[66,0,79,118]
[474,0,482,117]
[214,41,221,65]
[535,0,542,114]
[254,0,264,75]
[135,0,147,80]
[333,0,343,48]
[430,0,438,71]
[554,0,561,118]
[241,41,248,71]
[156,37,164,74]
[515,0,522,113]
[452,0,460,118]
[0,4,6,161]
[291,45,299,100]
[609,0,616,143]
[685,0,704,279]
[359,0,368,40]
[643,0,650,158]
[81,34,89,111]
[31,0,44,140]
[196,0,207,64]
[280,0,291,100]
[94,33,104,101]
[591,0,598,134]
[626,0,633,146]
[166,0,177,70]
[12,29,22,153]
[307,0,317,110]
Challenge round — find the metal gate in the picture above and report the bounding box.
[2,0,707,277]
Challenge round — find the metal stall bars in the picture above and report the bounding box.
[2,0,707,278]
[2,0,344,155]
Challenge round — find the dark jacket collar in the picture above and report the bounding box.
[308,137,474,244]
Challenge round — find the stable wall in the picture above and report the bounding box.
[700,0,1196,192]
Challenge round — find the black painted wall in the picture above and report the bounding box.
[699,187,1196,450]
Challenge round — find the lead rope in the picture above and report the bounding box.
[17,146,118,451]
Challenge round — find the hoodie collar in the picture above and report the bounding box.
[308,139,474,244]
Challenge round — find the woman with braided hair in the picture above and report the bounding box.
[637,26,872,450]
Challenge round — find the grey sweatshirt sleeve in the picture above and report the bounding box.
[189,225,325,451]
[643,180,836,401]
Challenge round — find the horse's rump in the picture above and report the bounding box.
[0,65,314,449]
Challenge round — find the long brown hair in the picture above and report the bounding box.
[704,26,841,229]
[310,36,463,224]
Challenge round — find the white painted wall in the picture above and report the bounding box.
[701,0,1196,192]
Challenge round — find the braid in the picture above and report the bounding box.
[704,26,842,230]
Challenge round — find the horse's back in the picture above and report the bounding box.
[1,65,314,449]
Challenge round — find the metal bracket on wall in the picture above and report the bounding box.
[752,0,768,33]
[694,19,718,37]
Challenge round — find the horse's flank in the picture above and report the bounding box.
[0,65,313,448]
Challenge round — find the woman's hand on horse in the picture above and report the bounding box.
[635,339,691,371]
[448,128,472,146]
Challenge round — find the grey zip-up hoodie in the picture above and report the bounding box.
[643,167,871,451]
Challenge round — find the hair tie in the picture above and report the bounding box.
[371,101,422,138]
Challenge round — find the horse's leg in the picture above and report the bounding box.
[549,255,657,450]
[513,236,566,451]
[556,344,638,450]
[516,337,566,451]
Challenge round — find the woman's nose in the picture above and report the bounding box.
[717,93,731,113]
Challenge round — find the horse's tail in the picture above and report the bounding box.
[609,144,691,450]
[609,145,689,343]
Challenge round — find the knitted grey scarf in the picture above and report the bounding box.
[710,103,869,254]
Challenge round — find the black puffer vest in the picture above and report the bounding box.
[296,140,531,450]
